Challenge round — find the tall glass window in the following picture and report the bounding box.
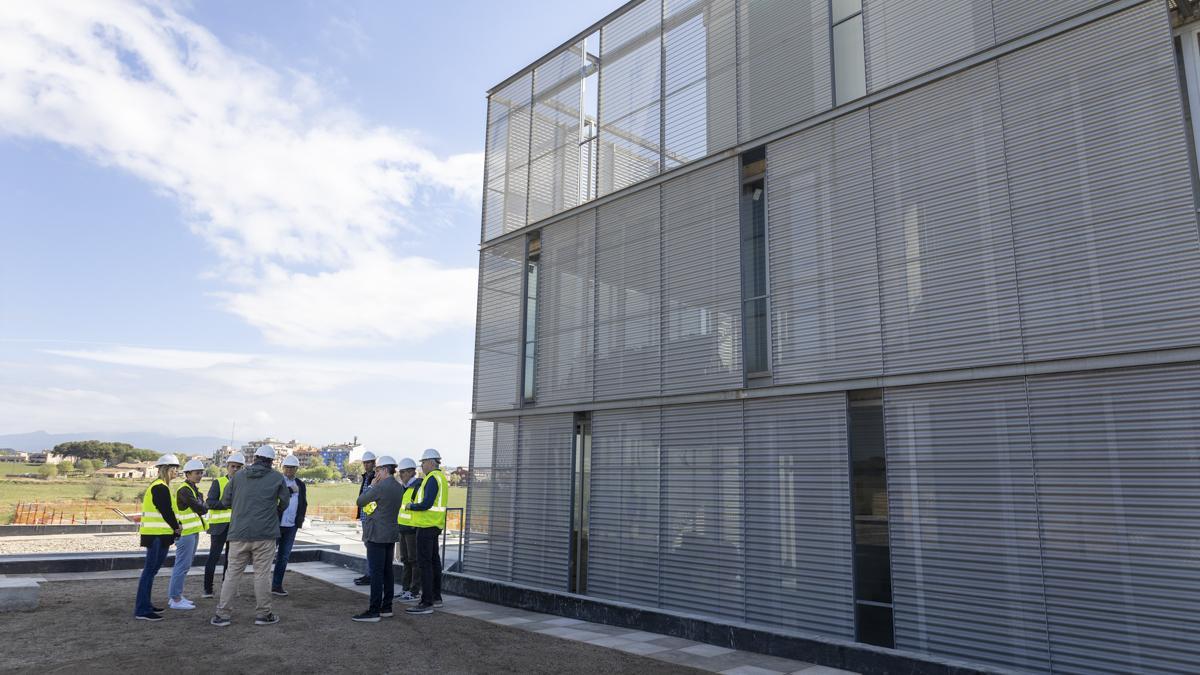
[831,0,866,106]
[741,147,769,377]
[848,389,894,648]
[522,233,541,403]
[569,411,592,594]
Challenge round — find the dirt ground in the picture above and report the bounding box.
[0,576,703,675]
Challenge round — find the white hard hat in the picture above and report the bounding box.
[155,454,180,467]
[420,448,441,461]
[183,459,206,473]
[226,452,246,465]
[376,455,397,467]
[281,455,300,468]
[361,451,376,462]
[397,458,417,470]
[254,446,275,459]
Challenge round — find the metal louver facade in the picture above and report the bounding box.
[467,2,1200,673]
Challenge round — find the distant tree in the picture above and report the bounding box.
[88,474,110,500]
[79,459,97,475]
[298,464,336,481]
[344,460,364,483]
[327,459,343,478]
[38,463,58,479]
[205,464,220,478]
[58,460,75,474]
[53,440,159,465]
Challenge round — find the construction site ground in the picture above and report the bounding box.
[0,574,704,675]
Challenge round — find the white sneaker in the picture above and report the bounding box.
[169,598,195,610]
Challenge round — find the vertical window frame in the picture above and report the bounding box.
[1175,22,1200,189]
[740,147,771,380]
[829,0,866,107]
[521,232,542,404]
[847,389,896,649]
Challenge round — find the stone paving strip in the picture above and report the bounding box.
[288,561,857,675]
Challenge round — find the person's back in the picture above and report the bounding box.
[226,461,288,542]
[212,452,290,628]
[363,478,405,544]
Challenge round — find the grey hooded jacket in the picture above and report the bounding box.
[219,460,291,542]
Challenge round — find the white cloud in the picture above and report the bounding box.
[0,0,482,349]
[42,345,472,396]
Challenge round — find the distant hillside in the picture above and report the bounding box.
[0,431,231,455]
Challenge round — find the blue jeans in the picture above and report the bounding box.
[168,533,197,600]
[272,525,298,589]
[135,536,172,616]
[365,541,395,612]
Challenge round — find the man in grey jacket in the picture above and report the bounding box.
[352,455,404,622]
[210,446,291,627]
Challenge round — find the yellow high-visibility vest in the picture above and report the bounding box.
[138,479,174,536]
[397,482,417,524]
[411,469,448,529]
[208,476,231,525]
[174,482,207,536]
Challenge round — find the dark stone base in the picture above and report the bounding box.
[439,572,1004,675]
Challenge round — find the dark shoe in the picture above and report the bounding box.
[405,604,433,615]
[210,616,231,627]
[254,613,280,625]
[135,612,164,622]
[380,608,394,618]
[271,587,289,596]
[432,600,444,608]
[352,611,381,623]
[201,591,214,599]
[353,575,371,586]
[152,605,164,612]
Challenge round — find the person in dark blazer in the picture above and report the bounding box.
[272,454,307,595]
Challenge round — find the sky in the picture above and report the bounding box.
[0,0,618,466]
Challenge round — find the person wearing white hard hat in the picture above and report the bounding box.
[202,452,244,598]
[133,454,182,621]
[395,457,422,602]
[353,450,378,586]
[404,448,447,615]
[271,454,307,596]
[211,445,291,627]
[352,455,404,622]
[167,458,210,610]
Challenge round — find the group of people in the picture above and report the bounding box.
[134,445,306,624]
[132,444,447,626]
[349,449,448,622]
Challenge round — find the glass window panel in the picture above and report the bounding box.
[834,14,867,105]
[855,603,895,648]
[831,0,861,24]
[743,297,769,373]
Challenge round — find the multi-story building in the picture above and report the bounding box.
[463,1,1200,673]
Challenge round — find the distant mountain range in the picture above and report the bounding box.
[0,431,232,455]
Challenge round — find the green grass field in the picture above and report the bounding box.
[0,474,466,524]
[0,463,41,477]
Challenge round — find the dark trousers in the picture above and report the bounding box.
[203,528,228,594]
[399,529,421,593]
[273,525,298,589]
[365,541,395,612]
[134,536,172,616]
[416,526,442,605]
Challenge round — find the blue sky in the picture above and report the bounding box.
[0,0,618,465]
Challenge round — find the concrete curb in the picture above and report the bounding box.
[0,543,337,575]
[0,524,138,537]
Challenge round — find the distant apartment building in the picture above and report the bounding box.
[464,1,1200,673]
[319,439,363,474]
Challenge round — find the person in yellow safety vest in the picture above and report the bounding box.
[394,457,421,603]
[202,452,244,598]
[134,454,182,621]
[403,448,448,615]
[167,459,210,610]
